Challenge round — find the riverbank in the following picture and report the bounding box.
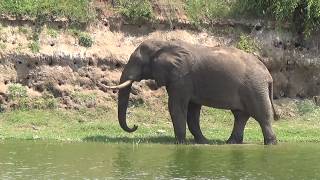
[1,103,320,144]
[0,0,320,144]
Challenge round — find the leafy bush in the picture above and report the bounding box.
[68,28,93,47]
[29,41,40,53]
[78,33,93,47]
[8,83,28,100]
[234,0,320,36]
[236,34,258,53]
[47,28,58,38]
[297,99,318,115]
[118,0,154,22]
[7,84,58,110]
[18,27,29,34]
[71,92,97,107]
[0,42,6,50]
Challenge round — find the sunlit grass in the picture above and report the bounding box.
[0,104,320,144]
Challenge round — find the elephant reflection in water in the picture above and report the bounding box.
[103,39,278,145]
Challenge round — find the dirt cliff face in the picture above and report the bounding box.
[252,29,320,99]
[0,17,319,112]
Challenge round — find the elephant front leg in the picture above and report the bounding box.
[168,95,189,144]
[187,102,208,144]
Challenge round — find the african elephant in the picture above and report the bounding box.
[104,39,278,145]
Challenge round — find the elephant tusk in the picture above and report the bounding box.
[98,80,133,90]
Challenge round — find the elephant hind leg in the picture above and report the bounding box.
[257,116,277,145]
[226,110,249,144]
[187,102,208,144]
[253,98,277,145]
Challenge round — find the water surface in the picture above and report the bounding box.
[0,141,319,179]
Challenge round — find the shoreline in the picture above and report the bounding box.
[1,108,320,144]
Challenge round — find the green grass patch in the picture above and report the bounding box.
[185,0,232,26]
[0,104,320,144]
[0,0,95,25]
[28,41,40,53]
[117,0,154,23]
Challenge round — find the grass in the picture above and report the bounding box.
[0,104,320,144]
[0,0,95,25]
[28,41,40,53]
[117,0,154,23]
[185,0,232,26]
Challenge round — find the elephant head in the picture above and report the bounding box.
[103,39,193,133]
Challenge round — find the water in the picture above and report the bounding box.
[0,141,320,179]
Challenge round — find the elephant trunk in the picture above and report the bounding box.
[117,76,138,133]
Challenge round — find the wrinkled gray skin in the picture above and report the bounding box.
[118,39,277,145]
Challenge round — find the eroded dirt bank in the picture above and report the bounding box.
[0,18,319,117]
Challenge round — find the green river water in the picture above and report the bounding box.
[0,140,320,179]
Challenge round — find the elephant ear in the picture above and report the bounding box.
[150,45,194,86]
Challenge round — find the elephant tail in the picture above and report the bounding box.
[268,82,280,121]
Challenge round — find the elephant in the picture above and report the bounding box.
[104,39,278,145]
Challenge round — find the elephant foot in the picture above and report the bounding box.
[195,137,209,144]
[264,137,277,145]
[175,138,186,144]
[226,135,243,144]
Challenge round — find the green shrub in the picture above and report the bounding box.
[0,42,6,50]
[297,100,318,115]
[236,34,258,53]
[18,27,29,34]
[8,83,28,100]
[233,0,320,36]
[47,28,58,38]
[68,29,93,47]
[32,96,58,109]
[29,41,40,53]
[118,0,154,22]
[7,85,58,110]
[78,33,93,47]
[71,92,97,107]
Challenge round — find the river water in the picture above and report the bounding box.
[0,140,319,179]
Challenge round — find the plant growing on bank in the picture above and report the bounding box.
[47,28,58,38]
[0,0,95,25]
[185,0,231,26]
[7,84,58,110]
[29,41,40,53]
[0,42,6,50]
[8,84,28,101]
[233,0,320,36]
[69,28,93,47]
[71,91,97,107]
[18,27,29,34]
[236,34,258,53]
[78,33,93,47]
[118,0,154,23]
